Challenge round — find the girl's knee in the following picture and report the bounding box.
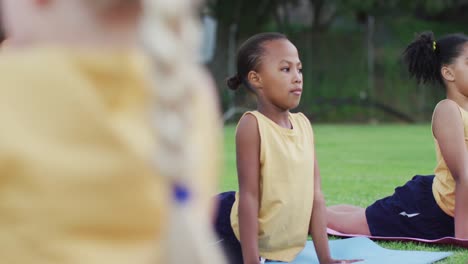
[326,209,370,235]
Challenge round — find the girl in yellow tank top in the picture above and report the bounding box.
[0,1,225,263]
[327,32,468,240]
[214,33,359,264]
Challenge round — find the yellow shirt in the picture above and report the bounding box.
[230,111,315,262]
[0,47,220,264]
[432,103,468,217]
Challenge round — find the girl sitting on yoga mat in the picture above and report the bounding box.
[327,32,468,240]
[214,32,359,264]
[0,0,225,263]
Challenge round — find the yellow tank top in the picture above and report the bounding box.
[432,102,468,217]
[0,48,221,263]
[230,111,315,262]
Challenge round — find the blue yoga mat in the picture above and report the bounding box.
[267,237,452,264]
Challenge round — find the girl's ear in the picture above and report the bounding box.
[441,65,455,82]
[247,70,262,90]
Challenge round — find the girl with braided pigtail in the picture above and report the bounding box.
[0,0,225,263]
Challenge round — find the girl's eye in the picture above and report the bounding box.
[298,68,303,74]
[281,68,290,72]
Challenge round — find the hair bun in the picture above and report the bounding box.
[415,31,436,51]
[226,75,242,90]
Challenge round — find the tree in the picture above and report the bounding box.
[205,0,284,113]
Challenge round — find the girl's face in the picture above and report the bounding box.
[255,39,303,111]
[451,43,468,97]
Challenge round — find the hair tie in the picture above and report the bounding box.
[433,41,437,51]
[173,183,191,204]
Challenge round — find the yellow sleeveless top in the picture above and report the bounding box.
[0,48,221,264]
[432,103,468,217]
[230,111,315,262]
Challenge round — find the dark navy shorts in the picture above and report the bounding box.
[214,191,243,264]
[365,175,454,239]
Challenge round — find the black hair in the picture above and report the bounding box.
[226,32,287,91]
[403,31,468,87]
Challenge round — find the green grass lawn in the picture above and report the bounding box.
[221,124,468,263]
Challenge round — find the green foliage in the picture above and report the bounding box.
[207,1,467,122]
[385,0,468,15]
[287,15,463,122]
[206,0,281,37]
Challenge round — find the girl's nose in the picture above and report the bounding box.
[293,72,302,83]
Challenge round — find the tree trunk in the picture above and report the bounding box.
[206,21,233,111]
